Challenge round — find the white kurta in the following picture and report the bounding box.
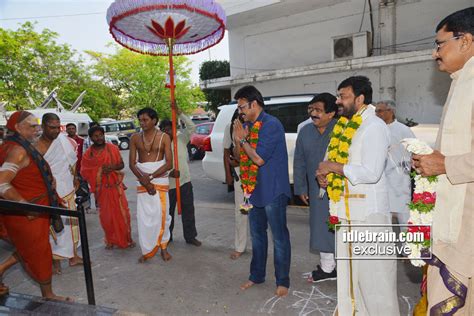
[45,134,80,259]
[223,122,248,253]
[385,120,415,223]
[335,105,400,315]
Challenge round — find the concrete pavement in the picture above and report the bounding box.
[0,151,422,315]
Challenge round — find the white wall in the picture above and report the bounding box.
[227,0,471,124]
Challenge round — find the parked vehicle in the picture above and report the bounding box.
[203,94,314,184]
[188,122,214,160]
[202,95,440,188]
[191,115,211,125]
[4,108,92,137]
[99,119,138,150]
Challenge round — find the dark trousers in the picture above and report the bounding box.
[249,194,291,288]
[169,182,198,242]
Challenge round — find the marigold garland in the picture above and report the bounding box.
[239,121,263,214]
[326,109,365,230]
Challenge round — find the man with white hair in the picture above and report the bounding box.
[375,100,415,226]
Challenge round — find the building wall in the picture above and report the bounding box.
[227,0,471,124]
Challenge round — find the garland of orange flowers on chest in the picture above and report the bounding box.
[326,107,366,230]
[239,121,263,214]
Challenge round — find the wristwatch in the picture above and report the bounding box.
[239,138,247,146]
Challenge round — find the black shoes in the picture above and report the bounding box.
[185,238,202,247]
[310,265,337,283]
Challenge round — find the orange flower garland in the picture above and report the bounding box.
[239,121,263,214]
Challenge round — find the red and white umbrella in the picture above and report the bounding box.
[107,0,226,213]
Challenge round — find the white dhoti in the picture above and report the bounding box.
[136,161,171,258]
[45,134,80,260]
[50,190,81,259]
[336,213,400,316]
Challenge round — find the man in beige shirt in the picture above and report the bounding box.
[413,7,474,315]
[159,111,201,247]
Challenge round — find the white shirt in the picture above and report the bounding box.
[338,105,391,221]
[297,117,312,134]
[44,134,78,198]
[385,120,415,214]
[223,122,232,150]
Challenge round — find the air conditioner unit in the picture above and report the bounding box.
[332,31,372,60]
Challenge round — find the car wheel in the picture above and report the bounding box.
[189,145,199,160]
[119,139,130,150]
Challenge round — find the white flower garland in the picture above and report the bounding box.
[400,138,437,267]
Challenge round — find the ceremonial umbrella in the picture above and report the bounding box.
[107,0,226,213]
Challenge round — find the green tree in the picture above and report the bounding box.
[0,22,89,110]
[87,46,204,119]
[0,22,120,121]
[199,60,231,113]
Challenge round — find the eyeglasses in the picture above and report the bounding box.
[375,109,389,113]
[434,34,462,52]
[237,102,250,111]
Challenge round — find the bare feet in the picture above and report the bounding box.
[138,256,148,264]
[69,256,83,267]
[240,280,255,291]
[128,241,136,249]
[43,294,74,302]
[53,260,62,275]
[230,251,243,260]
[160,249,172,261]
[275,286,288,297]
[40,283,73,302]
[0,278,8,297]
[105,244,113,250]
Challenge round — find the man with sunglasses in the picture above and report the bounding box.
[232,85,292,297]
[412,7,474,315]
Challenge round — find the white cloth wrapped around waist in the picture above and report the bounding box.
[135,160,171,256]
[136,161,169,186]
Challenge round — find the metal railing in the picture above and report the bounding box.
[0,196,95,305]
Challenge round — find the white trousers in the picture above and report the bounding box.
[320,252,336,273]
[336,213,400,316]
[233,176,248,253]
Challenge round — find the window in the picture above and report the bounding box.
[196,124,211,135]
[103,123,119,132]
[118,122,134,131]
[265,102,308,133]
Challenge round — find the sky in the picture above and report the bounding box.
[0,0,230,85]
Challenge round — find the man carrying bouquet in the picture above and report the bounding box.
[232,85,292,297]
[412,7,474,315]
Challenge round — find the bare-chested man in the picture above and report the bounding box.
[129,107,173,262]
[35,113,83,275]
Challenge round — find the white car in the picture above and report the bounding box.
[203,95,440,187]
[202,95,315,184]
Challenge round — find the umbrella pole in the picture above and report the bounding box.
[167,39,182,215]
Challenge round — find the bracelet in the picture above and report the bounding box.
[239,138,247,146]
